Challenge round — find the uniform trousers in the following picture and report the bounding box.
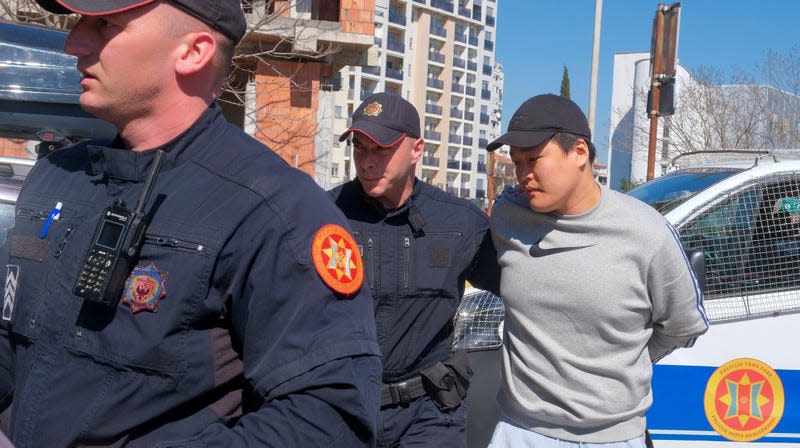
[377,395,467,448]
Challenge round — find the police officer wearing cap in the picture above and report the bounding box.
[329,92,500,447]
[0,1,382,446]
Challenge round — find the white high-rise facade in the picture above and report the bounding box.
[330,0,504,209]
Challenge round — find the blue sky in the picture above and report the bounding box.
[495,1,800,164]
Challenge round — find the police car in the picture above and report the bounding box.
[457,151,800,447]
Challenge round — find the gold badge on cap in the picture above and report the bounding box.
[363,101,383,117]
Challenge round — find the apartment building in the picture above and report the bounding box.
[328,0,504,209]
[235,1,378,181]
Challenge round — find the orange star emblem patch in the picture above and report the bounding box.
[312,224,364,295]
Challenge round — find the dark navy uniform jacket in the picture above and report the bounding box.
[329,180,499,383]
[0,105,381,447]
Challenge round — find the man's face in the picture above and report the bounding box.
[510,138,586,214]
[353,133,421,209]
[63,3,179,125]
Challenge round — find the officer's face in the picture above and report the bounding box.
[63,3,183,126]
[511,138,593,215]
[353,133,422,209]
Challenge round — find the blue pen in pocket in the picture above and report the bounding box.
[40,201,62,239]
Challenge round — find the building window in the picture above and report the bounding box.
[331,163,339,177]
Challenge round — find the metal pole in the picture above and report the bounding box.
[487,151,495,215]
[647,5,666,181]
[588,0,603,137]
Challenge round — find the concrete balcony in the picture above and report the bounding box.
[424,130,442,141]
[429,52,446,64]
[423,156,440,167]
[426,104,443,116]
[245,14,378,70]
[427,78,444,90]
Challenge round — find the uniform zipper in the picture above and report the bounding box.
[402,235,410,289]
[17,208,49,220]
[423,231,463,238]
[143,234,206,253]
[367,237,375,290]
[53,225,73,259]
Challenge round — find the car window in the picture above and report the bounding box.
[679,186,759,300]
[627,169,741,214]
[678,174,800,321]
[747,180,800,296]
[0,200,14,247]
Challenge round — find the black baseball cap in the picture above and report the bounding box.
[35,0,247,44]
[486,94,592,152]
[339,92,421,148]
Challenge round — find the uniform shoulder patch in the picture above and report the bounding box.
[311,224,364,295]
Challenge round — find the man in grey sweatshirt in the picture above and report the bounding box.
[485,94,709,447]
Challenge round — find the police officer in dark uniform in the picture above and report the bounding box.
[0,1,381,446]
[330,92,500,447]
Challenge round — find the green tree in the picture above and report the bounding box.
[618,178,638,192]
[560,66,571,98]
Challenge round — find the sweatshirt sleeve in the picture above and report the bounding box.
[647,223,709,363]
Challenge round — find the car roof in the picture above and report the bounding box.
[667,149,800,171]
[665,158,800,223]
[0,20,117,143]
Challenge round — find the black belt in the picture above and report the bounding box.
[380,376,427,407]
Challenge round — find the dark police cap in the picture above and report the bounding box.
[339,92,421,148]
[486,94,592,152]
[34,0,247,44]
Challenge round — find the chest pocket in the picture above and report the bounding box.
[63,221,219,375]
[6,200,84,338]
[351,229,379,293]
[408,231,465,298]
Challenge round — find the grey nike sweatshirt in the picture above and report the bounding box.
[490,185,708,443]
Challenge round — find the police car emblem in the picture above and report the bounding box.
[704,357,785,442]
[363,101,382,117]
[122,263,167,313]
[311,224,364,295]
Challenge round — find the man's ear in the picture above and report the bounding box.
[572,138,591,168]
[175,32,216,76]
[409,137,424,164]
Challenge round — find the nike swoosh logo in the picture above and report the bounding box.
[529,244,596,257]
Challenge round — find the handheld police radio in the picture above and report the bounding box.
[74,150,166,307]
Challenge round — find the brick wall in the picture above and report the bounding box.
[340,0,375,35]
[252,59,330,178]
[0,139,30,159]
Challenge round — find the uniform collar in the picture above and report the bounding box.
[355,178,426,235]
[86,104,221,182]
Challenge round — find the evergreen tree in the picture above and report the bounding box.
[560,66,571,99]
